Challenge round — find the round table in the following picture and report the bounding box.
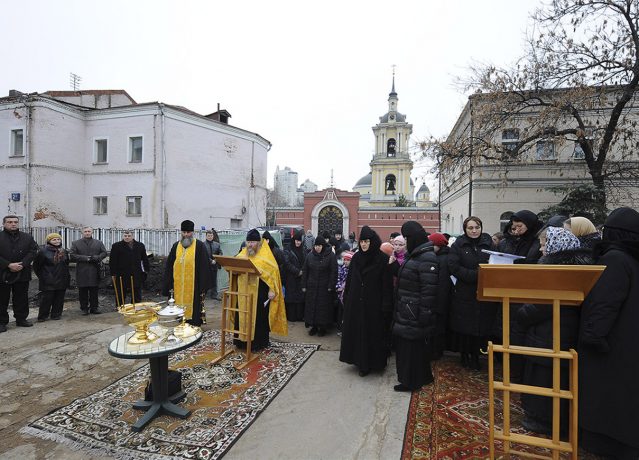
[108,326,203,432]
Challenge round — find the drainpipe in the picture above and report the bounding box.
[24,96,32,227]
[160,104,166,228]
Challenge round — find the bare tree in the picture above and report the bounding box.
[433,0,639,208]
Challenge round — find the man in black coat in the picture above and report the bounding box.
[163,220,212,326]
[0,215,39,331]
[109,230,149,305]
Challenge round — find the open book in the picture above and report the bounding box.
[481,249,526,264]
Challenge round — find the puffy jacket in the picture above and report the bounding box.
[33,244,70,291]
[392,242,439,340]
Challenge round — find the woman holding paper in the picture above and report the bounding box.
[448,216,494,370]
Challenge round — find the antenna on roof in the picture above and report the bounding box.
[69,73,82,91]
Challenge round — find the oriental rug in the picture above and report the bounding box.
[401,355,556,460]
[22,330,318,460]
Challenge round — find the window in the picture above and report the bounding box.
[387,138,396,157]
[93,196,108,215]
[535,139,556,161]
[129,136,143,163]
[10,129,24,156]
[385,174,396,195]
[230,218,243,229]
[126,196,142,216]
[501,129,519,156]
[95,139,108,163]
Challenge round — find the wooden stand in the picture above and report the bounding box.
[478,264,604,460]
[211,255,261,369]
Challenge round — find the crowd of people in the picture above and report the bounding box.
[1,206,638,458]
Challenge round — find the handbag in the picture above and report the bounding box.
[144,369,182,400]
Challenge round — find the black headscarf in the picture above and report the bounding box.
[510,210,544,237]
[262,230,279,250]
[358,225,382,264]
[595,207,639,261]
[401,221,429,254]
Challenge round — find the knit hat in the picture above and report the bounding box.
[380,242,394,256]
[180,220,195,232]
[314,236,326,247]
[342,251,354,261]
[246,228,261,241]
[46,232,62,242]
[393,235,405,245]
[428,232,448,247]
[544,227,580,255]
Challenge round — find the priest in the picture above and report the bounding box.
[163,220,212,326]
[233,228,287,351]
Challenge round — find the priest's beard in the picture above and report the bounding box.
[247,242,261,257]
[181,237,193,248]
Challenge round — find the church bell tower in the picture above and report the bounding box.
[368,71,414,207]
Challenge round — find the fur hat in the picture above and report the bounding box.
[180,220,195,232]
[46,232,62,242]
[246,229,261,241]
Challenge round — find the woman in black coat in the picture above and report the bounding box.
[448,216,495,370]
[33,233,70,321]
[428,233,452,360]
[283,230,306,322]
[578,207,639,459]
[263,231,287,286]
[302,236,337,336]
[516,227,593,435]
[392,221,439,391]
[498,209,544,263]
[340,226,393,376]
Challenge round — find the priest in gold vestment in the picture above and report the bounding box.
[233,229,287,351]
[163,220,213,326]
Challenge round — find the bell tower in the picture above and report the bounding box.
[369,69,414,207]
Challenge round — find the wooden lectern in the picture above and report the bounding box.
[211,255,261,369]
[477,264,604,460]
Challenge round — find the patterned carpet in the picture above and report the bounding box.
[402,355,557,460]
[22,330,318,460]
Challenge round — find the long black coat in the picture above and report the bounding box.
[0,230,39,283]
[109,240,149,286]
[283,246,306,304]
[339,249,393,371]
[517,248,593,427]
[448,233,496,337]
[69,237,107,287]
[578,244,639,449]
[33,245,70,291]
[392,242,439,340]
[302,245,337,327]
[433,246,452,338]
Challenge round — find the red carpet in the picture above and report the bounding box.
[402,355,553,459]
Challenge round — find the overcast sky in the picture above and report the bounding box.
[1,0,542,194]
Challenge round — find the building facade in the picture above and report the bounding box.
[0,90,271,230]
[439,87,639,235]
[273,165,299,206]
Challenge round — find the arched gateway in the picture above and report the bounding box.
[310,194,349,238]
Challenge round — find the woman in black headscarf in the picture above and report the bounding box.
[392,221,439,391]
[262,230,286,286]
[448,216,495,370]
[340,226,393,376]
[283,229,307,321]
[302,236,337,336]
[498,210,544,263]
[579,207,639,459]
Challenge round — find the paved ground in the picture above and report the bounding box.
[0,295,410,460]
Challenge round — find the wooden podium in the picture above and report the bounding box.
[477,264,605,460]
[211,255,261,369]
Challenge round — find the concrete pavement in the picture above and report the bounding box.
[0,298,410,460]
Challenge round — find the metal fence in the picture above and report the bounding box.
[22,227,282,291]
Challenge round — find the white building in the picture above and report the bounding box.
[439,87,639,235]
[0,90,271,230]
[273,165,299,206]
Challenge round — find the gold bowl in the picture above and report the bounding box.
[118,302,161,344]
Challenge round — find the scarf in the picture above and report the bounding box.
[174,241,196,319]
